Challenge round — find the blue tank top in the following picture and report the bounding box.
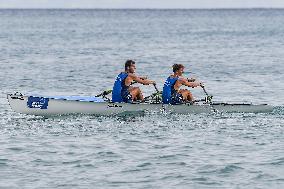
[112,72,129,102]
[162,76,179,104]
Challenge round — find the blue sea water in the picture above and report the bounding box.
[0,9,284,188]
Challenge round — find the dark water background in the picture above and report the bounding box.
[0,9,284,188]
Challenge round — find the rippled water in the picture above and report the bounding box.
[1,9,284,188]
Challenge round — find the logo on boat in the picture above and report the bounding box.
[108,104,123,108]
[11,96,24,100]
[27,96,49,109]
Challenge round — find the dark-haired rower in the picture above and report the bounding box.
[112,60,156,103]
[162,64,202,104]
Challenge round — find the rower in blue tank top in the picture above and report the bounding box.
[162,64,203,104]
[112,60,156,103]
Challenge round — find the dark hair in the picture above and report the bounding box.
[173,64,184,72]
[125,60,135,70]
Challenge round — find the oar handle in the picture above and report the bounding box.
[153,83,159,93]
[201,85,209,96]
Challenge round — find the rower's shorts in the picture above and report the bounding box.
[171,92,183,105]
[121,89,133,103]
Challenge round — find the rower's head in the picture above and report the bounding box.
[173,64,185,76]
[125,60,136,73]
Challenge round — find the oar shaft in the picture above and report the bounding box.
[153,83,159,93]
[200,85,218,113]
[95,90,112,97]
[201,86,209,96]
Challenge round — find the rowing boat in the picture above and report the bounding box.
[7,93,274,116]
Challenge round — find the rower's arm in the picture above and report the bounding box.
[130,74,155,85]
[187,78,196,82]
[180,78,201,88]
[139,76,148,80]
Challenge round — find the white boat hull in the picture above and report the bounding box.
[7,94,274,116]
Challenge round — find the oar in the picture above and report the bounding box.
[144,83,160,100]
[152,83,166,111]
[200,85,217,113]
[143,83,162,104]
[201,85,213,103]
[153,83,159,93]
[95,90,112,98]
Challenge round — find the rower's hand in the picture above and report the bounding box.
[140,76,148,80]
[191,82,202,88]
[142,80,155,85]
[187,78,196,82]
[199,82,204,87]
[151,81,156,85]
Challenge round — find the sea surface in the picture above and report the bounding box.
[0,9,284,188]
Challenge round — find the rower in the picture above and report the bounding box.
[162,64,202,104]
[112,60,156,103]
